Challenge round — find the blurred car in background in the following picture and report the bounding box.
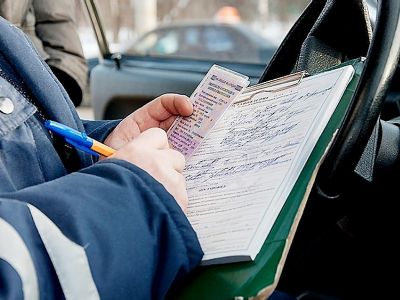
[81,0,288,120]
[89,18,278,120]
[124,22,277,64]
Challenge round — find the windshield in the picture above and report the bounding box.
[93,0,311,64]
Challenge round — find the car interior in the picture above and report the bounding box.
[262,0,398,299]
[86,0,397,298]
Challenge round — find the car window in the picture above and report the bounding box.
[203,27,234,53]
[151,30,180,55]
[176,26,205,59]
[94,0,311,64]
[133,32,158,55]
[184,27,201,47]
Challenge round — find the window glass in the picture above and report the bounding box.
[152,31,180,55]
[95,0,311,63]
[184,27,201,47]
[133,32,159,55]
[74,0,100,59]
[203,27,234,52]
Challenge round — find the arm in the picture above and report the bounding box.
[0,159,202,299]
[32,0,88,105]
[0,0,30,26]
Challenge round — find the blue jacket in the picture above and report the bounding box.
[0,17,203,299]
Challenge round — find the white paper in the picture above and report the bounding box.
[183,66,355,264]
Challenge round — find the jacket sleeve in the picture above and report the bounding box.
[82,119,121,142]
[0,159,203,299]
[0,0,29,26]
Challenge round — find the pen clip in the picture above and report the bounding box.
[66,138,99,157]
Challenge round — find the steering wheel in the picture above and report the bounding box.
[260,0,400,197]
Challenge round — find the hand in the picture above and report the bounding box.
[104,94,193,149]
[110,127,188,212]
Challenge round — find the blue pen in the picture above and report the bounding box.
[44,120,116,157]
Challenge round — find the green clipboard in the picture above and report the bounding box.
[168,60,364,300]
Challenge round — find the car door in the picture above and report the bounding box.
[83,0,308,120]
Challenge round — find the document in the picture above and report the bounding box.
[169,66,355,264]
[168,65,250,158]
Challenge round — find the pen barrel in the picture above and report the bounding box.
[91,140,116,157]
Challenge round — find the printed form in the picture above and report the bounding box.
[168,65,249,158]
[170,66,355,264]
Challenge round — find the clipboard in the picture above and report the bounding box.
[167,59,364,300]
[237,71,307,103]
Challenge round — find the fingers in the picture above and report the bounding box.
[149,94,193,120]
[165,149,186,173]
[136,129,185,173]
[110,127,189,213]
[133,128,170,150]
[128,93,193,134]
[168,172,189,212]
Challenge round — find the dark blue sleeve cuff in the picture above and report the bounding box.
[82,119,121,142]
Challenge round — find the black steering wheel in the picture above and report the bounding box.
[259,2,400,298]
[260,0,400,197]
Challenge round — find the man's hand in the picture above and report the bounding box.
[110,128,188,212]
[104,94,193,149]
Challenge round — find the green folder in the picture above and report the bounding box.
[168,60,364,300]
